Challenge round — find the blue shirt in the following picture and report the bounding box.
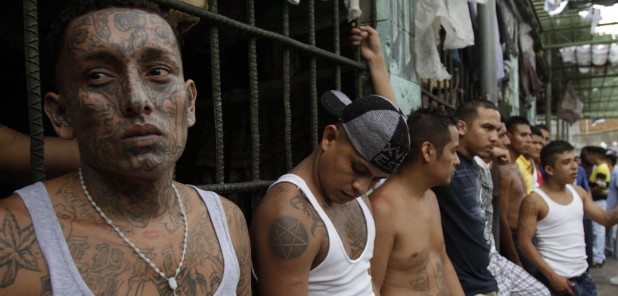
[433,153,498,295]
[576,166,590,192]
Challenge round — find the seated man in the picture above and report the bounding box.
[518,140,618,295]
[252,25,410,295]
[0,1,251,295]
[370,107,464,295]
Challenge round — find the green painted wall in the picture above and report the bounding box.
[374,0,421,115]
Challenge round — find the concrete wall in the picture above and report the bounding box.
[571,129,618,148]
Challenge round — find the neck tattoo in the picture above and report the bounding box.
[78,168,189,295]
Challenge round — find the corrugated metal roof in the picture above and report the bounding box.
[524,0,618,118]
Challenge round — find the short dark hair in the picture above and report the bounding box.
[455,99,499,125]
[541,140,574,168]
[48,0,177,78]
[536,124,549,133]
[404,107,456,164]
[505,116,530,133]
[605,153,617,167]
[530,125,543,137]
[589,146,607,157]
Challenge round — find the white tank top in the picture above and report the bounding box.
[15,182,240,296]
[273,174,375,296]
[532,184,588,277]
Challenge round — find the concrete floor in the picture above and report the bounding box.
[590,256,618,296]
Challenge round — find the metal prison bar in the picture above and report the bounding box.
[23,0,375,194]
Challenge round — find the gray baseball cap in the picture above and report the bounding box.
[321,90,410,174]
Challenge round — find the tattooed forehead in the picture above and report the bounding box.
[62,8,179,59]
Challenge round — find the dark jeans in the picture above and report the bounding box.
[536,271,597,296]
[584,217,593,266]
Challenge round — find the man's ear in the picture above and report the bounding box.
[185,79,197,127]
[421,141,433,162]
[44,92,74,139]
[320,124,338,151]
[457,119,466,136]
[544,165,553,177]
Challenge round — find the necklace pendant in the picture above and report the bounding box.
[168,277,178,290]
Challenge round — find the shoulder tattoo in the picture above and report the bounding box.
[290,192,325,236]
[268,216,309,260]
[0,210,41,287]
[520,197,538,218]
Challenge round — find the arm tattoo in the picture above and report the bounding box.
[520,198,537,218]
[290,193,325,236]
[0,210,40,287]
[268,216,309,260]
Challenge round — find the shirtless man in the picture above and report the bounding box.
[500,116,531,267]
[0,1,251,295]
[252,25,410,295]
[370,108,464,296]
[518,140,618,295]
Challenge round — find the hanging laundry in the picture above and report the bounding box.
[544,0,568,16]
[442,0,475,49]
[414,0,451,80]
[344,0,361,21]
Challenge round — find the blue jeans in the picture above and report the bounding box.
[537,272,597,296]
[592,200,606,264]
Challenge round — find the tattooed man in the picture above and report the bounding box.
[251,26,410,296]
[0,1,251,295]
[518,140,618,296]
[369,107,464,296]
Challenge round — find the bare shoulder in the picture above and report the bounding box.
[424,190,439,208]
[573,185,588,200]
[369,186,395,215]
[520,191,547,218]
[219,195,246,221]
[255,181,317,218]
[0,194,48,295]
[252,180,326,259]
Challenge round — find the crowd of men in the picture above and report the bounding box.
[2,1,618,295]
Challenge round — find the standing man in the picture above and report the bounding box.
[433,100,548,296]
[370,108,464,296]
[518,140,618,295]
[252,25,410,295]
[0,1,251,295]
[586,147,610,268]
[499,116,531,267]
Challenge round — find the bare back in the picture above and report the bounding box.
[372,188,460,295]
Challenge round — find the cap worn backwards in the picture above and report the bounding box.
[321,90,410,174]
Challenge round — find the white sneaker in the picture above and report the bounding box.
[610,276,618,285]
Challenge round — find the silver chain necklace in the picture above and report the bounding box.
[78,168,189,295]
